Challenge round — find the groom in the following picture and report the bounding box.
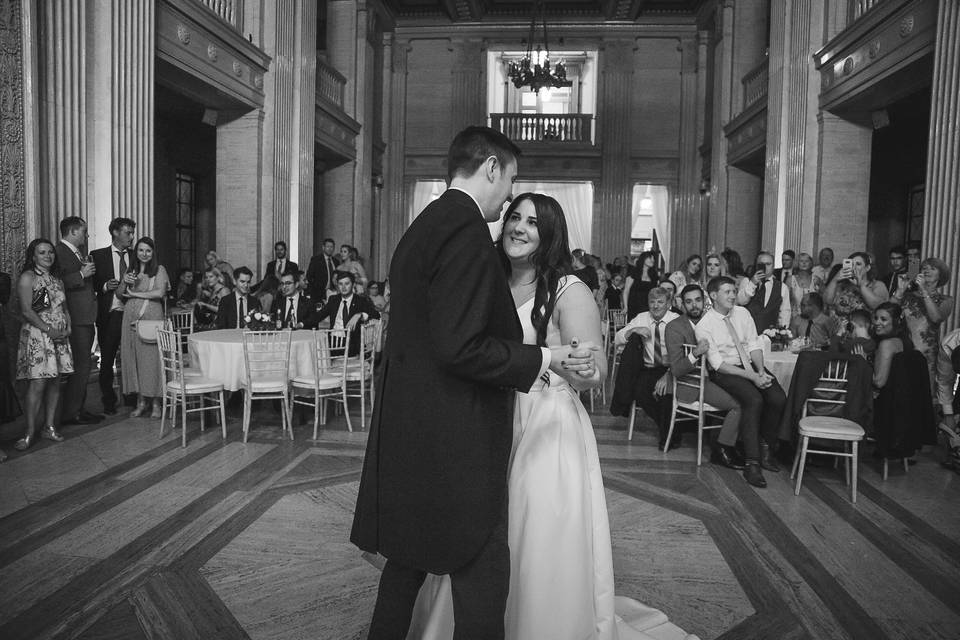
[351,126,587,639]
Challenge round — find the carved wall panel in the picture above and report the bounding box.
[0,0,26,275]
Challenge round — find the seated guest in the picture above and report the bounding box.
[310,272,380,356]
[255,274,279,315]
[195,267,230,330]
[665,284,743,469]
[668,254,703,294]
[612,287,679,450]
[170,268,198,309]
[367,281,388,313]
[831,309,876,363]
[572,249,599,291]
[936,328,960,467]
[204,251,234,288]
[811,247,834,285]
[604,273,625,310]
[272,271,314,329]
[737,251,791,332]
[696,276,787,488]
[789,292,836,348]
[659,278,682,314]
[215,267,261,329]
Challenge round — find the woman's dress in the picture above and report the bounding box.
[195,286,225,330]
[407,277,699,640]
[899,288,949,402]
[120,267,168,397]
[16,271,74,380]
[626,276,655,319]
[787,274,822,319]
[828,279,887,327]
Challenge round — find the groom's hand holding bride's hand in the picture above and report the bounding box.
[548,340,601,380]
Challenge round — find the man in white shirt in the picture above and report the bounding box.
[215,266,261,329]
[271,272,313,329]
[737,251,791,332]
[696,276,786,488]
[613,287,680,450]
[811,247,834,285]
[264,241,299,282]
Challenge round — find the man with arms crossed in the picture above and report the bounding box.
[696,276,786,487]
[350,126,590,640]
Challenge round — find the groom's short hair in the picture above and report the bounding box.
[447,126,521,182]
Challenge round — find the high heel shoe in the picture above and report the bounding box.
[41,426,64,442]
[14,434,34,451]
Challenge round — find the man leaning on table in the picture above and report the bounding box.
[215,266,261,330]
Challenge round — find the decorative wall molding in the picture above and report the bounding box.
[0,0,26,274]
[723,100,767,169]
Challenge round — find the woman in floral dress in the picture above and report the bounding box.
[891,257,954,403]
[822,251,889,328]
[15,239,74,450]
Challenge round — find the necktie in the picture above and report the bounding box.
[277,259,283,278]
[341,299,350,327]
[723,315,754,371]
[117,251,128,278]
[326,257,333,290]
[286,299,295,326]
[238,296,246,328]
[804,319,812,338]
[653,320,665,367]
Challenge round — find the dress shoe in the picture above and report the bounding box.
[40,426,64,442]
[743,463,767,488]
[102,405,118,416]
[78,410,104,422]
[710,445,746,470]
[759,442,780,473]
[63,414,99,426]
[13,434,34,451]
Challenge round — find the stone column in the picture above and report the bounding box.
[324,0,358,249]
[216,111,266,269]
[86,1,155,245]
[707,1,734,251]
[593,40,633,260]
[922,1,960,332]
[267,0,296,252]
[673,35,702,264]
[450,38,485,134]
[291,0,317,263]
[378,34,409,273]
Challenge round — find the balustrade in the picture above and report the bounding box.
[851,0,884,22]
[196,0,243,31]
[742,59,769,111]
[317,57,346,109]
[490,113,593,144]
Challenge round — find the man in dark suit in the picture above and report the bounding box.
[215,266,261,329]
[56,217,102,425]
[309,271,379,355]
[263,241,299,282]
[271,271,314,329]
[90,217,136,415]
[772,249,795,283]
[665,283,743,469]
[304,238,338,303]
[350,126,584,639]
[881,245,908,298]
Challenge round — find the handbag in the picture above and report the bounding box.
[31,286,51,312]
[136,319,164,343]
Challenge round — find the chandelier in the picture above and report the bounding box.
[507,0,572,94]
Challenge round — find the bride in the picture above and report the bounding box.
[406,193,699,640]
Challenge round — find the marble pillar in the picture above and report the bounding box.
[377,34,408,273]
[708,1,733,252]
[216,111,266,269]
[593,40,633,261]
[673,35,702,264]
[267,0,295,254]
[922,0,960,332]
[291,0,317,263]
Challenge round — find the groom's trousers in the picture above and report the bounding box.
[367,503,510,640]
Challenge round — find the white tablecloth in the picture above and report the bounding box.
[764,350,799,391]
[188,329,316,391]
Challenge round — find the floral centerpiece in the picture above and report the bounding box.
[763,326,793,351]
[244,310,278,331]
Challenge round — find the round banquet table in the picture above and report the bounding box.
[188,329,316,391]
[764,349,799,392]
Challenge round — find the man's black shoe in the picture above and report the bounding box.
[710,445,746,470]
[759,442,781,473]
[744,463,767,488]
[102,405,118,416]
[78,410,104,422]
[63,414,99,426]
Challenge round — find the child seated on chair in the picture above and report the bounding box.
[831,309,876,365]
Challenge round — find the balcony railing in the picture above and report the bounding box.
[491,113,593,144]
[317,57,346,110]
[196,0,243,31]
[851,0,884,22]
[742,59,769,111]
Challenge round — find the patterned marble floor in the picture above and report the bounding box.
[0,387,958,640]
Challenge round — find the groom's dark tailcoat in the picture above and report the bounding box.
[351,189,544,575]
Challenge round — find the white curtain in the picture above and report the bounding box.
[410,180,447,224]
[632,184,671,268]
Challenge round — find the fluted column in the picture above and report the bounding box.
[593,40,633,260]
[707,1,734,252]
[379,35,409,272]
[922,1,960,333]
[37,0,86,241]
[291,0,317,263]
[450,38,485,134]
[268,0,296,249]
[673,35,701,266]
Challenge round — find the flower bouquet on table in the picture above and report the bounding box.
[244,310,278,331]
[763,326,793,352]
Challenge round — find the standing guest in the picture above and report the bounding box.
[118,237,170,419]
[891,257,954,403]
[906,241,922,262]
[15,239,73,449]
[811,247,835,285]
[310,272,380,356]
[773,250,796,283]
[604,273,625,310]
[272,271,314,329]
[789,292,836,348]
[823,251,889,327]
[264,241,298,282]
[337,244,368,289]
[737,251,791,332]
[668,254,703,294]
[613,287,680,450]
[215,266,260,329]
[56,217,102,426]
[696,276,786,488]
[169,268,199,309]
[367,281,388,313]
[571,249,599,291]
[786,252,822,319]
[91,217,136,415]
[204,251,234,288]
[305,237,338,302]
[195,267,230,330]
[255,274,279,317]
[623,250,658,318]
[935,329,960,466]
[882,245,909,299]
[702,253,725,309]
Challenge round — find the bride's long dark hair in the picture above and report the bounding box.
[495,192,573,347]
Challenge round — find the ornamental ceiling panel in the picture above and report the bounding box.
[380,0,705,22]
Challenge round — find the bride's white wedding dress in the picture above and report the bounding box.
[407,278,699,640]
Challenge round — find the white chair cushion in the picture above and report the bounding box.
[677,400,720,412]
[243,375,288,392]
[291,374,344,390]
[182,367,203,377]
[168,377,224,394]
[798,416,865,439]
